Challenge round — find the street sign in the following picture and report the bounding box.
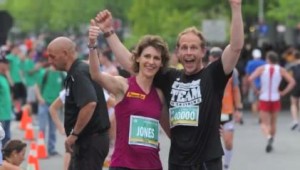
[202,19,227,43]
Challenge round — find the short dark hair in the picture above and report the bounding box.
[2,140,27,159]
[266,51,279,64]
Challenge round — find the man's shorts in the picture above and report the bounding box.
[26,86,36,103]
[12,82,27,100]
[259,100,281,112]
[291,86,300,98]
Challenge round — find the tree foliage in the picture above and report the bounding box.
[1,0,298,46]
[267,0,300,26]
[0,0,129,32]
[126,0,232,49]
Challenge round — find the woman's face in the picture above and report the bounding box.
[137,46,162,78]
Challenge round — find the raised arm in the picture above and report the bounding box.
[88,19,127,100]
[95,10,134,74]
[222,0,244,74]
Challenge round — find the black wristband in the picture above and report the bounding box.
[88,43,97,50]
[70,129,79,137]
[103,30,115,38]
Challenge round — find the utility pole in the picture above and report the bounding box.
[258,0,264,23]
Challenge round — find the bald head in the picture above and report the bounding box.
[48,37,76,53]
[47,37,77,71]
[209,47,223,63]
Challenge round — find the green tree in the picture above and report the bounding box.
[267,0,300,26]
[126,0,232,49]
[0,0,132,33]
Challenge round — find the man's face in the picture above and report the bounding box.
[47,47,67,71]
[0,62,8,73]
[177,32,205,75]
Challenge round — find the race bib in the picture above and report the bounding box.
[129,115,159,148]
[169,106,199,128]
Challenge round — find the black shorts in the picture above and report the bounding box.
[169,157,222,170]
[68,132,109,170]
[291,87,300,98]
[12,82,27,100]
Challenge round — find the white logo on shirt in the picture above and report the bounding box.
[170,80,202,107]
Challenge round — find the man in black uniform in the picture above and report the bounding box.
[47,37,110,170]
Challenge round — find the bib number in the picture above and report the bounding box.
[169,106,199,128]
[129,115,159,148]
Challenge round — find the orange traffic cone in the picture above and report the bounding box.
[27,142,40,170]
[19,107,30,130]
[37,131,47,159]
[24,117,35,140]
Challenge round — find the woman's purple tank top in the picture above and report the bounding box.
[110,77,163,169]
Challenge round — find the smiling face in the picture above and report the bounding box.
[136,46,162,78]
[177,32,206,75]
[131,35,170,76]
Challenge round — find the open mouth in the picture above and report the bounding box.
[184,59,195,66]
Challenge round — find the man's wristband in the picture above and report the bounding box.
[103,30,115,38]
[70,129,79,137]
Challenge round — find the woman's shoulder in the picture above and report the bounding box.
[0,161,23,170]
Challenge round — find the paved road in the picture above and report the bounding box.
[12,110,300,170]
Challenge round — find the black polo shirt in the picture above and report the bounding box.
[64,59,110,137]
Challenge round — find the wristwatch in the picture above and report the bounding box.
[70,129,79,137]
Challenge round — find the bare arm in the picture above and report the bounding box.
[156,89,170,138]
[49,97,65,135]
[4,69,14,86]
[95,10,134,74]
[34,83,45,104]
[248,66,264,82]
[159,104,170,138]
[88,19,127,101]
[280,68,296,96]
[66,101,98,153]
[222,0,244,74]
[72,102,97,135]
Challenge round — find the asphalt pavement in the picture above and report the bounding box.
[11,110,300,170]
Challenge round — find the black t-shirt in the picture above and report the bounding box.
[64,59,110,137]
[289,63,300,83]
[154,59,231,166]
